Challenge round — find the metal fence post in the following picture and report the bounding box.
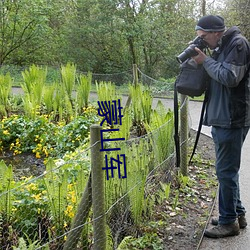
[91,124,106,250]
[180,94,189,176]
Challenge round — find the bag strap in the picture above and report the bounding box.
[174,80,208,167]
[174,80,180,168]
[188,91,208,164]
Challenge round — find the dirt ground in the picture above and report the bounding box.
[159,130,217,250]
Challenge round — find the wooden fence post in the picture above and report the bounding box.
[91,124,106,250]
[125,64,138,111]
[133,64,138,85]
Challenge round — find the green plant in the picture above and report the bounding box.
[0,73,12,117]
[12,176,49,241]
[172,190,180,210]
[76,72,92,111]
[43,159,69,224]
[145,100,174,164]
[157,182,171,203]
[21,65,47,118]
[13,233,49,250]
[43,84,56,114]
[117,233,163,250]
[60,62,76,102]
[0,107,99,158]
[0,161,15,222]
[96,81,119,102]
[129,83,153,127]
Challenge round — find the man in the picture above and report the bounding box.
[192,15,250,238]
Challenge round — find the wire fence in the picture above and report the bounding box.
[0,65,190,249]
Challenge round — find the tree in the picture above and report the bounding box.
[220,0,250,39]
[0,0,48,65]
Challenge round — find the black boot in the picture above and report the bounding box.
[205,222,240,238]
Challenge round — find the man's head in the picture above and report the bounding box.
[195,15,225,49]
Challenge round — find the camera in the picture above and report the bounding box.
[176,36,208,64]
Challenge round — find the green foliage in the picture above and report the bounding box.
[145,100,174,163]
[0,73,12,117]
[129,84,151,125]
[61,63,76,101]
[96,81,119,102]
[43,84,56,113]
[0,108,98,158]
[0,161,14,222]
[13,235,46,250]
[0,0,227,77]
[117,233,163,250]
[43,159,68,230]
[0,67,180,248]
[157,182,171,203]
[12,176,48,240]
[76,72,92,110]
[21,65,47,118]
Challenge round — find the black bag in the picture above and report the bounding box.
[175,58,208,97]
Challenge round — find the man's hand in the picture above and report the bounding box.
[192,47,207,64]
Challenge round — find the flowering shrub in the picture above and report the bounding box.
[0,106,99,158]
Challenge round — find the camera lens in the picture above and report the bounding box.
[176,37,208,63]
[176,45,198,63]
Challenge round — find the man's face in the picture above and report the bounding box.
[196,30,222,49]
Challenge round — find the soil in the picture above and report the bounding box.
[0,152,45,180]
[158,130,217,250]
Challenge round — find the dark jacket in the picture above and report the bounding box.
[203,26,250,128]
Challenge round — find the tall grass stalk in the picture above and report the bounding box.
[105,137,152,226]
[61,63,76,102]
[0,73,12,116]
[21,65,47,118]
[43,159,68,230]
[52,83,73,122]
[96,81,119,102]
[76,72,92,112]
[43,84,55,114]
[129,83,152,125]
[145,100,174,164]
[126,139,151,224]
[0,161,14,222]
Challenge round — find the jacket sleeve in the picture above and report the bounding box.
[203,38,250,87]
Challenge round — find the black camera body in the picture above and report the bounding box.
[176,36,208,63]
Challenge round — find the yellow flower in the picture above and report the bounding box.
[36,152,41,159]
[12,207,17,212]
[26,183,37,191]
[3,130,9,135]
[65,205,74,218]
[32,193,42,201]
[71,195,76,204]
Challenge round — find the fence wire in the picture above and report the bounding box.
[0,67,190,249]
